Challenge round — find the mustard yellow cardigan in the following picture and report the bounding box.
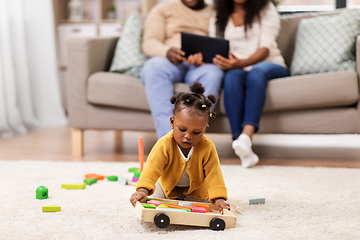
[136,131,228,202]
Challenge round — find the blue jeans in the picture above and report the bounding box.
[223,61,289,139]
[141,56,224,139]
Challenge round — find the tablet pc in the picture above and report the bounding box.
[181,32,229,63]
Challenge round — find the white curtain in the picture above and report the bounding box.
[0,0,66,137]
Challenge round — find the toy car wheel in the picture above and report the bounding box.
[154,213,170,228]
[210,217,226,231]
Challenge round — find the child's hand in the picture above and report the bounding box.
[214,198,230,214]
[130,188,149,207]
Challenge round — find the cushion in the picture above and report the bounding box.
[109,12,148,78]
[290,9,360,76]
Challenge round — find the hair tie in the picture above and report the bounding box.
[202,104,206,108]
[174,99,178,104]
[186,99,190,102]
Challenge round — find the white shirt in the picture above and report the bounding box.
[176,145,193,187]
[209,3,286,70]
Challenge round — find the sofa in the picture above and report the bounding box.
[67,10,360,157]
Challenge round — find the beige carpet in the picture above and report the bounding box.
[0,160,359,239]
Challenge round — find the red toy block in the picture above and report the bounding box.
[191,206,207,213]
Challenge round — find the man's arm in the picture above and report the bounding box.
[142,4,171,58]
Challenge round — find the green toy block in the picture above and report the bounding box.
[84,178,97,185]
[133,171,141,178]
[141,203,156,209]
[108,176,118,181]
[42,205,61,212]
[61,183,86,190]
[128,167,139,173]
[249,197,265,205]
[36,186,48,200]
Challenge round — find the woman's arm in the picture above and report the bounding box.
[213,47,269,70]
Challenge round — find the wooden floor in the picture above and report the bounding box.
[1,126,359,168]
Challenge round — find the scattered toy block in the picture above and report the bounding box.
[132,177,139,182]
[118,177,128,185]
[178,201,192,207]
[108,176,118,181]
[127,179,137,186]
[84,178,97,185]
[85,174,104,180]
[128,168,139,173]
[36,186,48,200]
[191,206,207,213]
[249,197,265,205]
[147,200,164,206]
[193,202,210,212]
[138,137,144,172]
[133,171,141,178]
[61,183,86,189]
[42,205,61,212]
[141,203,156,209]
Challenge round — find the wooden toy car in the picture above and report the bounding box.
[133,197,237,230]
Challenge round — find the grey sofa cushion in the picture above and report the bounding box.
[87,72,189,112]
[87,70,359,115]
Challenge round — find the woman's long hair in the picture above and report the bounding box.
[214,0,271,38]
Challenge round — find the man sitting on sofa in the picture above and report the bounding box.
[141,0,224,139]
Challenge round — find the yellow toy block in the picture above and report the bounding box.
[61,183,86,189]
[42,205,61,212]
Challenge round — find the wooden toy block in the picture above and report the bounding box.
[84,178,97,185]
[249,197,265,205]
[118,177,128,185]
[132,177,139,182]
[147,200,164,206]
[191,206,207,213]
[162,203,192,211]
[36,186,48,200]
[42,205,61,212]
[156,207,188,212]
[178,201,192,207]
[128,167,139,173]
[85,174,104,180]
[133,171,141,178]
[61,183,86,189]
[108,176,118,181]
[141,203,156,209]
[157,204,169,208]
[126,179,137,186]
[138,137,144,172]
[193,202,210,212]
[133,197,237,230]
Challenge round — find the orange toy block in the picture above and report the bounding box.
[193,203,210,212]
[162,203,192,211]
[138,137,144,172]
[85,174,104,180]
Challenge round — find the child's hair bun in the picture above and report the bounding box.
[207,95,217,104]
[190,82,205,95]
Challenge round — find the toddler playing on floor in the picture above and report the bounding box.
[130,82,230,213]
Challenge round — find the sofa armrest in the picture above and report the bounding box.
[66,37,118,128]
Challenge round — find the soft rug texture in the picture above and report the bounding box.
[0,160,359,239]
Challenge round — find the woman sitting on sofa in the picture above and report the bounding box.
[189,0,289,167]
[212,0,289,167]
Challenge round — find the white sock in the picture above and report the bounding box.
[232,134,259,168]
